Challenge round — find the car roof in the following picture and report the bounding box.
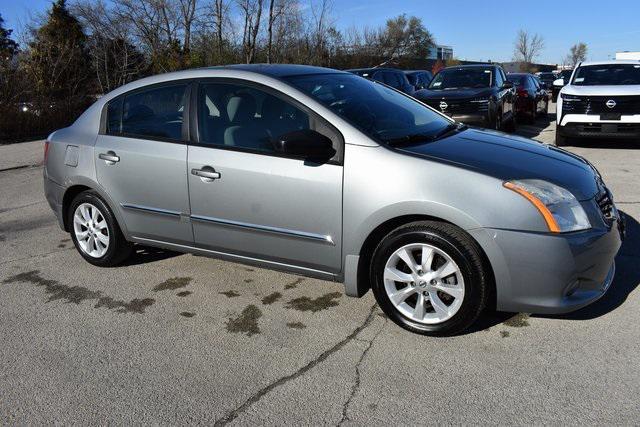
[346,67,402,73]
[403,70,430,74]
[441,64,496,71]
[208,63,346,77]
[577,60,640,67]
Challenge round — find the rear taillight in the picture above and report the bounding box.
[43,140,50,165]
[517,88,528,97]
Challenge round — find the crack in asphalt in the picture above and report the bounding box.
[213,303,379,426]
[338,317,387,426]
[0,163,42,173]
[0,200,45,214]
[0,247,74,267]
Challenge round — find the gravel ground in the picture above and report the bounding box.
[1,104,639,424]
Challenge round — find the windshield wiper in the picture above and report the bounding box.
[432,122,467,141]
[385,123,467,146]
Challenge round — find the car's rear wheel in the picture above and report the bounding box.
[493,111,502,130]
[370,221,489,336]
[69,191,132,267]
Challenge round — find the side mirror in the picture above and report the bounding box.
[273,129,336,161]
[553,78,564,87]
[502,81,514,89]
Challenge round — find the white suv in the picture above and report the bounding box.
[555,60,640,146]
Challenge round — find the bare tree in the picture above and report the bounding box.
[565,42,587,67]
[178,0,198,54]
[266,0,285,63]
[513,29,544,69]
[237,0,263,63]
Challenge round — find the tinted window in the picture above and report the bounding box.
[572,64,640,86]
[106,99,122,135]
[429,67,493,89]
[495,69,504,87]
[198,82,311,153]
[285,73,452,145]
[507,75,525,86]
[122,84,187,140]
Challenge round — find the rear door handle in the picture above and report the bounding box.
[99,152,120,163]
[191,168,221,181]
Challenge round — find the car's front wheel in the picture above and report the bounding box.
[555,130,568,147]
[370,221,489,336]
[68,191,133,267]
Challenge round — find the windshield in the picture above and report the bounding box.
[507,75,526,86]
[428,68,493,90]
[572,64,640,86]
[285,73,453,145]
[538,72,556,82]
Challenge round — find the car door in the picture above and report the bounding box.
[187,80,343,274]
[95,82,193,245]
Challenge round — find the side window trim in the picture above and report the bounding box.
[99,79,193,144]
[190,77,344,165]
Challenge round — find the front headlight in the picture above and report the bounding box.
[503,179,591,233]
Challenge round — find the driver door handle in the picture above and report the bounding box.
[191,168,221,180]
[98,152,120,163]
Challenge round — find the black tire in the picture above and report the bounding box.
[525,102,536,124]
[504,113,517,133]
[370,221,490,336]
[493,110,502,130]
[68,190,133,267]
[555,130,568,147]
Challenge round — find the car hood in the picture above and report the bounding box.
[398,128,599,200]
[563,85,640,96]
[415,88,493,100]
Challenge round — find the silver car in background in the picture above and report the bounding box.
[43,65,624,335]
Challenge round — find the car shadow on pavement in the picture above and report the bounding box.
[561,138,640,150]
[514,112,553,140]
[120,245,182,266]
[537,211,640,321]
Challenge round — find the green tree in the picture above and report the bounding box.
[378,14,435,61]
[23,0,92,103]
[0,14,19,62]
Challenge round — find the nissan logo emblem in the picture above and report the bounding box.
[606,99,616,109]
[439,101,448,110]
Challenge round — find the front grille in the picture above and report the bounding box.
[596,185,616,225]
[562,95,640,115]
[423,99,489,114]
[572,123,640,134]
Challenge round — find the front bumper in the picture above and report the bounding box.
[448,112,490,127]
[470,218,623,314]
[559,122,640,139]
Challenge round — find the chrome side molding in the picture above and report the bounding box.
[190,214,335,245]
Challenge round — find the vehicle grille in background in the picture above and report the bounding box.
[572,123,640,134]
[422,99,489,114]
[563,95,640,115]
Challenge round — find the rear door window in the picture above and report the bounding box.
[121,84,188,141]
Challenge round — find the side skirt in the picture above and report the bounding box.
[130,236,339,283]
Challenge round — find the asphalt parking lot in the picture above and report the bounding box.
[1,104,639,424]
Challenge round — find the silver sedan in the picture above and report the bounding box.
[43,65,623,335]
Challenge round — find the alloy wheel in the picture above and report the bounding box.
[383,243,465,324]
[73,202,110,258]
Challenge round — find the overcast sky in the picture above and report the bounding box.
[3,0,639,64]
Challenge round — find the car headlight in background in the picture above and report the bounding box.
[503,179,591,233]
